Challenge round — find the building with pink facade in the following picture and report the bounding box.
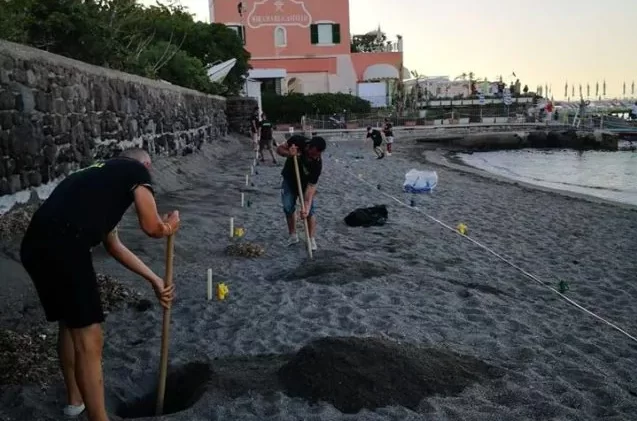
[209,0,405,106]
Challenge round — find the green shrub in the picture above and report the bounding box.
[262,93,371,123]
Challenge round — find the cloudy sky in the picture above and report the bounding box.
[139,0,637,98]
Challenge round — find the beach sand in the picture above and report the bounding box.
[1,133,637,420]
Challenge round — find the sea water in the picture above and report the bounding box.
[456,149,637,206]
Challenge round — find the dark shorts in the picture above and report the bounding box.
[20,222,104,329]
[373,139,382,148]
[260,137,273,149]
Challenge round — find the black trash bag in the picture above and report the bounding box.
[344,205,388,227]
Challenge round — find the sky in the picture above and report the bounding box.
[140,0,637,99]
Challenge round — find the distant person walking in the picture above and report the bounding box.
[366,126,385,159]
[382,118,394,155]
[276,134,326,249]
[258,113,278,164]
[250,107,260,154]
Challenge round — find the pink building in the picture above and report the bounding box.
[209,0,404,105]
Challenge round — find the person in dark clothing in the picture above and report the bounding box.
[382,118,394,155]
[366,126,385,159]
[258,113,277,164]
[20,148,179,421]
[276,134,326,249]
[250,107,260,154]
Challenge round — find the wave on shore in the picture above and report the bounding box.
[456,149,637,206]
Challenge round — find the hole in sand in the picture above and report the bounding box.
[116,362,211,418]
[270,252,399,285]
[278,336,503,413]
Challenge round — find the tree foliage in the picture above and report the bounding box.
[0,0,250,95]
[262,93,371,123]
[350,33,387,53]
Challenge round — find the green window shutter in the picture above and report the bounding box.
[332,23,341,44]
[310,24,318,44]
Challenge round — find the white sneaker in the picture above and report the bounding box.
[309,237,317,251]
[287,234,299,246]
[386,152,392,156]
[64,403,85,418]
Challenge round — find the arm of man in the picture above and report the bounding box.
[103,229,174,308]
[276,136,299,157]
[301,162,321,216]
[303,183,317,206]
[133,186,176,238]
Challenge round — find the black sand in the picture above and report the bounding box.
[0,133,636,420]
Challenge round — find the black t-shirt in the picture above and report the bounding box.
[31,157,153,247]
[260,120,273,140]
[383,122,393,136]
[281,135,322,193]
[367,129,383,144]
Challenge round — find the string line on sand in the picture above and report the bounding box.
[333,158,637,344]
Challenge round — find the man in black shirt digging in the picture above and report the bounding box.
[276,134,326,250]
[20,148,179,421]
[366,126,385,159]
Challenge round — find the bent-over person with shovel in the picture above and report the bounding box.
[20,148,179,421]
[276,134,326,250]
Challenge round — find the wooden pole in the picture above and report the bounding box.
[156,234,175,415]
[292,155,313,259]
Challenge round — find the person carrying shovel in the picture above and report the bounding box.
[20,147,179,421]
[276,134,326,250]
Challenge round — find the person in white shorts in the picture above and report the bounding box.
[383,118,394,156]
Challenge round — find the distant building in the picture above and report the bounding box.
[209,0,405,106]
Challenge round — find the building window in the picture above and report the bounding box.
[227,24,246,45]
[310,23,341,45]
[274,26,287,47]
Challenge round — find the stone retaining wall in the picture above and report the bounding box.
[0,40,228,198]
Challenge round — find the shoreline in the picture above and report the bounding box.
[420,147,637,212]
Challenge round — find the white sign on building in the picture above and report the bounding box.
[247,0,312,28]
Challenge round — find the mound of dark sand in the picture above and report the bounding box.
[0,274,146,388]
[96,273,148,313]
[278,336,503,413]
[273,252,398,285]
[0,203,38,259]
[0,325,59,388]
[225,241,265,257]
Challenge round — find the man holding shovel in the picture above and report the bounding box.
[20,148,179,421]
[276,134,326,250]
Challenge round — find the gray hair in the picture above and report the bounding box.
[119,147,151,163]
